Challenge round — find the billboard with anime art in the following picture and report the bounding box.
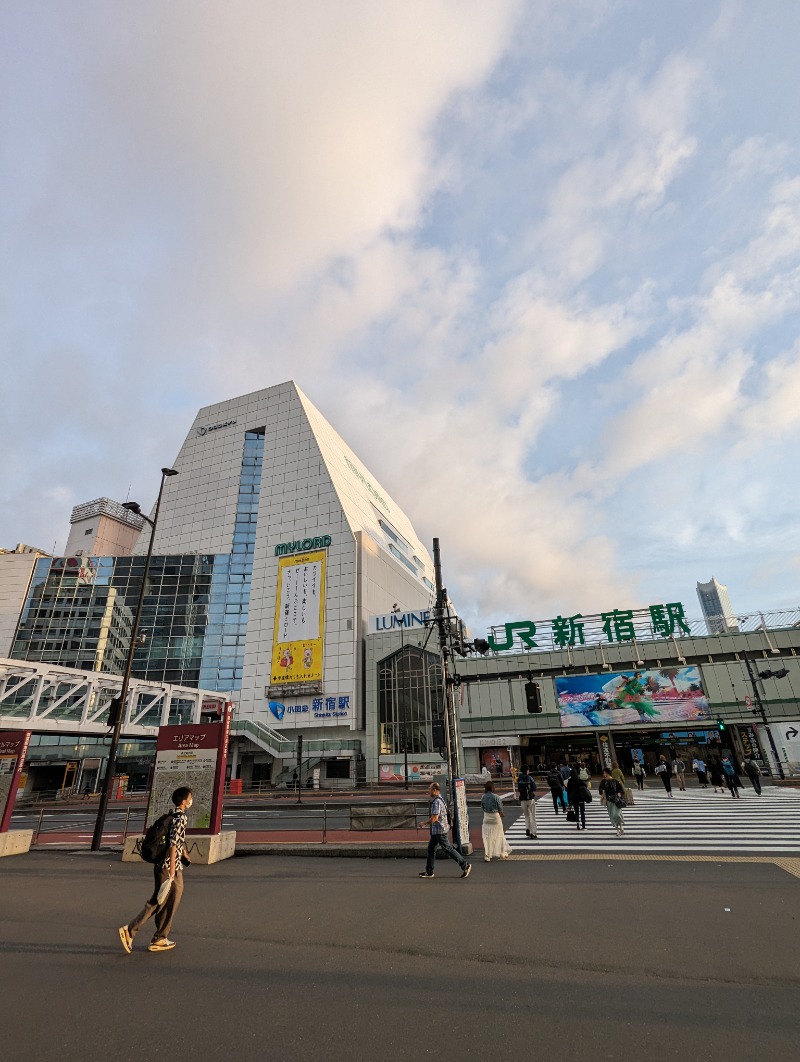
[556,667,711,728]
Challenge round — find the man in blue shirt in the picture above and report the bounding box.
[417,782,471,879]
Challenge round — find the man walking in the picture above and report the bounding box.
[673,755,687,791]
[417,782,471,879]
[118,786,193,954]
[517,765,538,838]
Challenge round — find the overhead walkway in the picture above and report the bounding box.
[0,656,225,737]
[230,718,362,759]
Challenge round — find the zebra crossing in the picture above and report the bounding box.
[502,787,800,853]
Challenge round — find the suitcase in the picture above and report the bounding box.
[625,787,635,806]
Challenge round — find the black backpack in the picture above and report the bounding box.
[140,811,174,864]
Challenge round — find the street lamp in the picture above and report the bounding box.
[91,467,179,850]
[741,651,786,781]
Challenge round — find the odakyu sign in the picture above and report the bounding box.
[371,609,432,633]
[268,695,352,724]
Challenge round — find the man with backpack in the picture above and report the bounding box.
[118,786,193,954]
[517,765,538,838]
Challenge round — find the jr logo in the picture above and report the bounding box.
[269,701,286,721]
[487,621,537,652]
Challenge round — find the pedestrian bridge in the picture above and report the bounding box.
[0,657,225,737]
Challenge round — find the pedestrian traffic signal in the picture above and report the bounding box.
[431,719,446,749]
[716,718,726,731]
[524,682,543,714]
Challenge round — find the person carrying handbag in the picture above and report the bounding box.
[599,769,626,836]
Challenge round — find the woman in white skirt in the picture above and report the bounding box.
[481,780,512,861]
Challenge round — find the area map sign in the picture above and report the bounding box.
[0,730,30,832]
[145,706,231,833]
[556,667,711,728]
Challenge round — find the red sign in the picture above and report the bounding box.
[0,730,31,833]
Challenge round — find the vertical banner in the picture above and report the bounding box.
[271,550,326,685]
[145,704,232,834]
[0,730,31,833]
[452,777,470,853]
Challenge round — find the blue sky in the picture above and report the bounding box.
[1,1,799,634]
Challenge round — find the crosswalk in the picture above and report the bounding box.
[501,787,800,853]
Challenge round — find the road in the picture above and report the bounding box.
[1,851,798,1061]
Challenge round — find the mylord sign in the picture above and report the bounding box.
[274,535,331,557]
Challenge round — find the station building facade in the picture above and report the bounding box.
[365,608,800,783]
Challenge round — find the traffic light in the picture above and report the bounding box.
[472,638,490,655]
[431,719,446,749]
[106,697,122,728]
[524,682,543,714]
[716,718,726,732]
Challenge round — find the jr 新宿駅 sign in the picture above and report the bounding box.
[487,602,692,652]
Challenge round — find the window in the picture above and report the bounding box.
[84,528,94,535]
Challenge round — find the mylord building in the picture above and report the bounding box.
[4,382,436,788]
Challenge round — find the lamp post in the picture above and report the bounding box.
[741,651,786,781]
[91,467,179,850]
[391,604,409,791]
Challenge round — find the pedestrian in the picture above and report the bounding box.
[692,756,709,788]
[673,755,687,791]
[82,779,93,800]
[417,782,471,879]
[118,786,193,954]
[516,764,538,838]
[599,768,626,837]
[632,759,646,791]
[721,755,742,798]
[707,758,725,793]
[655,754,673,797]
[566,766,589,831]
[610,761,625,789]
[743,755,762,795]
[546,764,566,814]
[480,781,512,862]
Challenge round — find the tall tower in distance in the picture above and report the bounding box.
[696,577,739,635]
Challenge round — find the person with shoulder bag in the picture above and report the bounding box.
[516,766,538,838]
[480,780,512,861]
[655,754,673,797]
[566,766,589,831]
[599,768,626,836]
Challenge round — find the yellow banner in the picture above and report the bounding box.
[270,550,326,684]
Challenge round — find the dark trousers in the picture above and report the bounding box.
[635,774,645,790]
[569,797,586,829]
[550,789,565,813]
[426,832,467,874]
[127,866,184,942]
[747,773,762,795]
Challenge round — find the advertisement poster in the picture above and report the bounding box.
[480,747,512,778]
[453,777,470,852]
[556,667,711,728]
[379,762,442,784]
[145,706,231,834]
[0,730,31,833]
[271,550,326,685]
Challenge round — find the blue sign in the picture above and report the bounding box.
[269,701,286,720]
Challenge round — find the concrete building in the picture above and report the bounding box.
[64,498,145,558]
[0,544,51,657]
[6,382,436,787]
[697,577,739,635]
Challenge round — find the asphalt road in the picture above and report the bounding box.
[1,851,798,1061]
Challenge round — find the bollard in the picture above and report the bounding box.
[34,807,45,845]
[322,802,327,844]
[123,806,131,840]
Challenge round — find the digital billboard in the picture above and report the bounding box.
[556,667,711,728]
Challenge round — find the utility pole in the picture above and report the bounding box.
[432,538,461,783]
[742,651,786,780]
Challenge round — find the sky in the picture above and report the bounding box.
[2,1,799,635]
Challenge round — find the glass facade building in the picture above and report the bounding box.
[10,429,266,694]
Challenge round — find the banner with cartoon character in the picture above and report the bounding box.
[556,667,711,728]
[270,549,326,685]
